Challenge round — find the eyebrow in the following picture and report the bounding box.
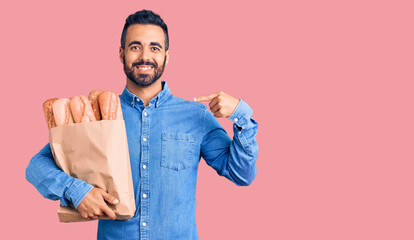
[150,42,163,49]
[128,41,141,47]
[128,41,163,49]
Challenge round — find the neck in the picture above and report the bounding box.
[126,79,163,107]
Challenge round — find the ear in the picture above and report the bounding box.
[165,49,171,66]
[119,47,124,64]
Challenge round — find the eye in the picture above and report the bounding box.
[131,46,140,50]
[151,47,160,51]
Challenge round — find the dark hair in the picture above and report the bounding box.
[121,10,169,50]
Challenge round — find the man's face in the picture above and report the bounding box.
[120,24,170,87]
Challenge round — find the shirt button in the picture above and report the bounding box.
[142,165,147,169]
[238,131,242,135]
[143,137,147,142]
[144,112,147,116]
[143,194,147,198]
[142,222,147,226]
[137,98,140,102]
[234,118,238,122]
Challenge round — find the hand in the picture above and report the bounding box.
[194,91,240,118]
[77,187,119,220]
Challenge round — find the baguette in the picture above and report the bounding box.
[53,98,74,126]
[88,90,103,120]
[70,96,97,123]
[43,98,58,129]
[98,91,123,120]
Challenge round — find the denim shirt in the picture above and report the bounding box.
[26,81,258,240]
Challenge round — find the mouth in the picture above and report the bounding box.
[135,65,154,73]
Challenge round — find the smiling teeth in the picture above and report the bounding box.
[138,66,152,70]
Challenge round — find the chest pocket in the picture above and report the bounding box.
[161,132,195,171]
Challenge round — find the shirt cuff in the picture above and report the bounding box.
[64,179,94,209]
[228,99,253,128]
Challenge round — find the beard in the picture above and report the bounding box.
[123,56,166,87]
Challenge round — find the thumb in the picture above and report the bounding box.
[101,191,119,205]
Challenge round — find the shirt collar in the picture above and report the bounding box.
[121,81,171,108]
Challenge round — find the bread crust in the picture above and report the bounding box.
[43,98,58,129]
[53,98,74,126]
[88,90,103,120]
[70,96,97,123]
[98,92,123,120]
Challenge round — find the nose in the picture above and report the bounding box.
[139,47,151,62]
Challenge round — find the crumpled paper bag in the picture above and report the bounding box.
[49,120,135,222]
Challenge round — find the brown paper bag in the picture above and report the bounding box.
[49,120,136,222]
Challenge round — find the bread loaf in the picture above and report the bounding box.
[98,92,123,120]
[53,98,74,126]
[70,96,97,123]
[43,98,58,129]
[88,90,103,120]
[43,90,121,128]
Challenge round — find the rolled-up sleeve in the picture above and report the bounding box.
[25,143,93,208]
[201,100,258,186]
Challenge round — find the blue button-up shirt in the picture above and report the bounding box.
[26,81,258,240]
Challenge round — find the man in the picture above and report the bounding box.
[26,10,258,240]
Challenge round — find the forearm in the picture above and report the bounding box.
[202,100,259,186]
[25,143,93,208]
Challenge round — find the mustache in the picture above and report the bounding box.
[132,61,157,68]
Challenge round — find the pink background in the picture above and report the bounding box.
[1,0,413,239]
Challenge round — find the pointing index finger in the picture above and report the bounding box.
[193,92,219,102]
